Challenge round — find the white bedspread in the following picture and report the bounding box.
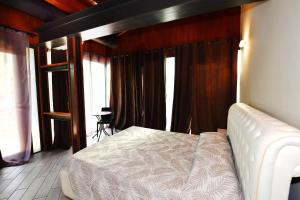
[68,126,242,200]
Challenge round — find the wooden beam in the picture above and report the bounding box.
[44,0,88,14]
[0,0,65,21]
[36,46,53,151]
[39,0,264,42]
[43,112,71,120]
[0,3,44,45]
[0,4,43,35]
[68,36,87,153]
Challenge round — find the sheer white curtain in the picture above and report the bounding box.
[83,53,109,138]
[0,27,31,165]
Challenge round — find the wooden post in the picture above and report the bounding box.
[36,46,52,150]
[67,35,87,153]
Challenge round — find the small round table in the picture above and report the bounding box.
[92,111,113,141]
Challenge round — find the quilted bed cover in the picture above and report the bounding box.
[68,126,242,200]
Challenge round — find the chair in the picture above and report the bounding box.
[95,107,114,141]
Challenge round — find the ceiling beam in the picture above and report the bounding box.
[0,0,66,22]
[39,0,264,42]
[44,0,89,14]
[0,4,43,35]
[80,0,98,6]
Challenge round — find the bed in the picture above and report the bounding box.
[60,103,300,200]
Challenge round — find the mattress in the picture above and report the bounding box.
[67,126,242,200]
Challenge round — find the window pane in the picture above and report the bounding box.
[165,57,175,131]
[83,59,109,146]
[83,59,93,136]
[106,62,111,107]
[29,48,41,153]
[91,61,106,112]
[48,72,54,112]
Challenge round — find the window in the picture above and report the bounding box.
[106,62,111,107]
[165,57,175,131]
[90,61,107,110]
[0,52,21,157]
[29,48,41,153]
[0,48,40,157]
[83,58,110,143]
[47,50,55,144]
[237,50,242,103]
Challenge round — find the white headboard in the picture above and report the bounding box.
[227,103,300,200]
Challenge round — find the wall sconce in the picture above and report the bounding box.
[239,40,247,49]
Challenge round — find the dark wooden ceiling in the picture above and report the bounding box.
[0,0,265,46]
[0,0,100,22]
[44,0,98,14]
[39,0,264,42]
[0,0,65,21]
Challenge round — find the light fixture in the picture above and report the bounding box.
[239,40,246,49]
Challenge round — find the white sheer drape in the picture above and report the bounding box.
[83,53,109,139]
[0,27,31,164]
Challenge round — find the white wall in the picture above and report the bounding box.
[240,0,300,129]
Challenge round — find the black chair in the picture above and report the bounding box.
[94,107,114,141]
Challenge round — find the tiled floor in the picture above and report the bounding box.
[0,149,72,200]
[0,127,119,200]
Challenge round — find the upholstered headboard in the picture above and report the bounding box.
[227,103,300,200]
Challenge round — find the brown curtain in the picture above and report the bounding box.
[171,38,238,134]
[110,49,166,130]
[191,39,238,133]
[110,54,141,129]
[141,49,166,130]
[170,45,193,133]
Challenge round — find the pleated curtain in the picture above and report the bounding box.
[0,27,31,166]
[171,38,239,134]
[110,49,166,130]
